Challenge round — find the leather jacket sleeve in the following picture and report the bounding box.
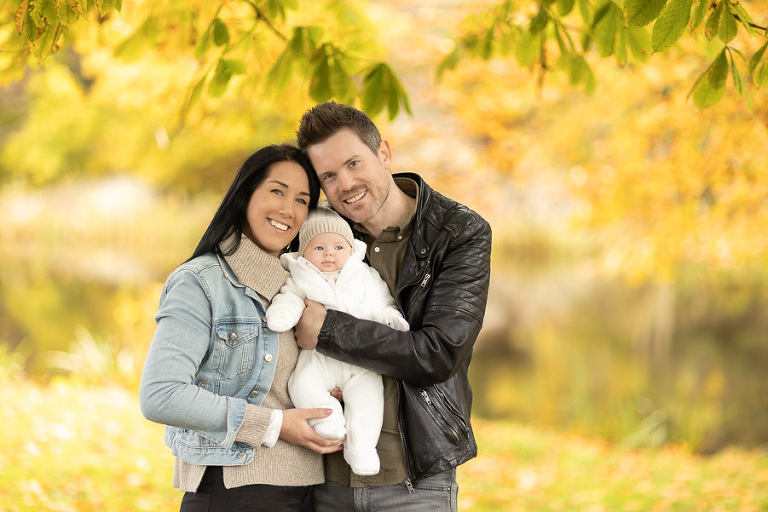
[316,204,492,386]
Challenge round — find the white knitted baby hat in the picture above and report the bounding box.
[298,208,355,255]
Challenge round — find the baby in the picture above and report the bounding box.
[266,207,409,476]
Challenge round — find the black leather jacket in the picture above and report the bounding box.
[317,172,492,483]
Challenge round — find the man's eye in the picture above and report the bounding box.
[322,173,335,181]
[349,161,359,168]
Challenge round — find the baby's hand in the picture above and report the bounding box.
[330,386,343,403]
[266,310,297,333]
[385,310,410,332]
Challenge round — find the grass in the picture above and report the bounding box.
[1,376,766,511]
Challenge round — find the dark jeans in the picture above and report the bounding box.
[313,468,457,512]
[180,466,315,512]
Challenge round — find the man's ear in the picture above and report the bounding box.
[378,140,392,171]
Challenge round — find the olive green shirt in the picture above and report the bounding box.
[324,177,418,487]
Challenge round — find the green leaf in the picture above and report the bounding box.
[222,59,245,75]
[651,0,692,53]
[708,49,728,89]
[187,74,207,110]
[553,24,568,53]
[436,43,463,81]
[362,64,385,118]
[17,5,37,43]
[480,27,494,59]
[705,1,723,40]
[593,2,621,58]
[33,0,57,29]
[97,0,118,15]
[578,0,593,25]
[208,59,232,98]
[557,0,575,16]
[625,0,666,27]
[627,26,652,62]
[729,51,743,95]
[530,10,549,34]
[515,30,541,66]
[361,63,411,120]
[755,61,768,87]
[330,57,356,104]
[267,50,293,89]
[288,26,322,57]
[692,79,725,108]
[212,18,229,47]
[691,0,707,32]
[309,48,332,102]
[717,1,737,44]
[57,0,80,26]
[616,23,628,65]
[748,42,768,74]
[33,21,60,60]
[194,25,211,60]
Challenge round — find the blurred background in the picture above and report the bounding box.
[2,0,768,510]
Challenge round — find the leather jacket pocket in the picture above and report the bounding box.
[418,385,470,444]
[211,319,260,379]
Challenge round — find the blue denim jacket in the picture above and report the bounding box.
[139,252,279,466]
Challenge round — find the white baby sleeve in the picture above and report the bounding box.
[265,278,307,332]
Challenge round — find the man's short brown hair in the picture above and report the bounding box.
[297,101,381,155]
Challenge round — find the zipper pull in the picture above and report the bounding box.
[404,478,415,494]
[421,389,432,405]
[420,274,431,287]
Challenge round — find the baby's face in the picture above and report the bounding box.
[303,232,352,272]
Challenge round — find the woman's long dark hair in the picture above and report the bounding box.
[188,144,320,261]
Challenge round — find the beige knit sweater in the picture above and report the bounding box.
[173,234,324,492]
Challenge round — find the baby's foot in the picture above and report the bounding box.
[314,421,346,440]
[345,448,380,476]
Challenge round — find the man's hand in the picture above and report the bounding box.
[295,299,326,350]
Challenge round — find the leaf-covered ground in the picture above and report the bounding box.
[1,377,766,511]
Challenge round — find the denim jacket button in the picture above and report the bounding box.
[249,390,258,398]
[238,451,246,459]
[229,331,238,341]
[264,353,273,362]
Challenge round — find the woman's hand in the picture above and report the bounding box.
[280,408,344,454]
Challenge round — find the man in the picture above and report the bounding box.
[294,101,492,511]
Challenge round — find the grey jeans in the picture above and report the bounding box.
[313,468,458,512]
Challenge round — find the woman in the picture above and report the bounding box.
[139,144,343,512]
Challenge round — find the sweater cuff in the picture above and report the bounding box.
[235,404,273,447]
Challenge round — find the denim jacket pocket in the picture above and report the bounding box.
[211,319,260,379]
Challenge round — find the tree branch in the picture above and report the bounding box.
[243,0,288,42]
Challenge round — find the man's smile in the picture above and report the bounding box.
[344,190,366,204]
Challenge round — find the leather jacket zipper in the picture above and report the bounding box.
[397,380,416,493]
[434,386,470,439]
[420,388,466,444]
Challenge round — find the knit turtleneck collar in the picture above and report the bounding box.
[220,234,288,301]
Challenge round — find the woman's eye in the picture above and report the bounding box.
[335,246,343,250]
[296,198,307,205]
[272,189,284,196]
